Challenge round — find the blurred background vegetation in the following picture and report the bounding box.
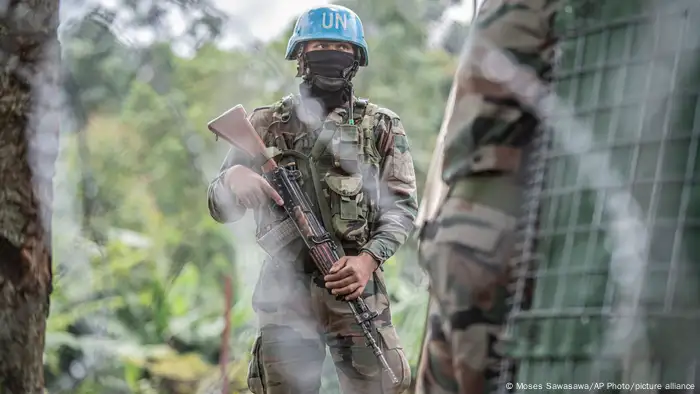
[50,0,473,392]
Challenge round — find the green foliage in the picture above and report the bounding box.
[49,0,458,392]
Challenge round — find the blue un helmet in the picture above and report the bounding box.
[285,5,369,67]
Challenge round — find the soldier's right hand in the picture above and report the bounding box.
[224,165,284,208]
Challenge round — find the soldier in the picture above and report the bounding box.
[414,0,559,393]
[207,4,417,394]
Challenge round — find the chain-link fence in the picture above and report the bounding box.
[502,1,700,392]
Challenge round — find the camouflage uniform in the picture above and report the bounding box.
[208,94,417,394]
[414,0,559,393]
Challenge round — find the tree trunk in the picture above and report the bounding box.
[0,0,60,392]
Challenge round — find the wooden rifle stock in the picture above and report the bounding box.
[207,105,278,173]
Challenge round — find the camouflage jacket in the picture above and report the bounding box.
[207,95,418,265]
[416,0,558,226]
[442,0,557,182]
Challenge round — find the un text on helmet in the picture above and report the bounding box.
[322,12,349,30]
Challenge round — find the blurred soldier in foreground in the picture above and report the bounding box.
[414,0,559,393]
[207,4,417,394]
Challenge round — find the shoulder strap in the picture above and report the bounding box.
[361,102,379,128]
[310,125,334,161]
[251,105,272,113]
[307,119,343,253]
[272,94,295,123]
[264,95,296,153]
[307,158,345,257]
[354,98,369,123]
[360,102,381,161]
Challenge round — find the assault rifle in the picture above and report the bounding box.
[207,105,399,385]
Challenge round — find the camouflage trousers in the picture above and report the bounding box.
[246,248,412,394]
[415,177,520,394]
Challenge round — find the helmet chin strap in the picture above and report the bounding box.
[342,59,360,80]
[295,53,305,77]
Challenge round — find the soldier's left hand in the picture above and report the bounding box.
[324,253,379,301]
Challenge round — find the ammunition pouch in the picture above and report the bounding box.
[325,171,370,246]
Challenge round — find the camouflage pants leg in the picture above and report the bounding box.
[415,177,519,394]
[247,256,326,394]
[317,265,411,394]
[246,253,411,394]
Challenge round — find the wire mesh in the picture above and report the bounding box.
[500,1,700,392]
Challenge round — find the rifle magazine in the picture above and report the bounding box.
[256,217,300,258]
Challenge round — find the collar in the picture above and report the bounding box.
[294,93,361,128]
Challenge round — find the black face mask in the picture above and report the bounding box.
[299,50,358,111]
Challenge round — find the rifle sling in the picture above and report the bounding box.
[309,126,346,258]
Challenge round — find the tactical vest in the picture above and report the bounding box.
[259,94,383,252]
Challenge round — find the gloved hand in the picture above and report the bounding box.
[225,165,284,208]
